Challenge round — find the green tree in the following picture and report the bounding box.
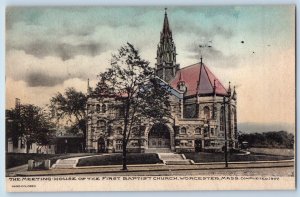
[6,104,55,153]
[94,43,172,170]
[49,88,87,148]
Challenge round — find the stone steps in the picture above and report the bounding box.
[145,148,172,153]
[165,160,193,165]
[158,153,193,165]
[52,159,77,169]
[159,154,184,161]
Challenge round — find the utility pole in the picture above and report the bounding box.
[223,96,228,168]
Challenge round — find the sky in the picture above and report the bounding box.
[5,6,295,132]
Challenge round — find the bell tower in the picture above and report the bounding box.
[156,8,180,82]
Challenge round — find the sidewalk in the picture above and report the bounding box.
[14,160,294,177]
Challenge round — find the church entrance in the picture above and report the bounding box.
[148,124,171,149]
[97,137,106,153]
[195,139,202,152]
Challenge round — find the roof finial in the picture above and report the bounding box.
[165,7,167,15]
[232,85,237,100]
[200,55,203,65]
[87,78,91,94]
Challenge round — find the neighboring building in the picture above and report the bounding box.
[6,138,55,154]
[55,133,85,154]
[5,99,56,154]
[86,10,238,153]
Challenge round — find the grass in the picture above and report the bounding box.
[248,148,294,157]
[184,152,294,163]
[6,153,98,169]
[77,153,162,166]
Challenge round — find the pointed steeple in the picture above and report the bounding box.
[156,8,180,82]
[162,8,171,36]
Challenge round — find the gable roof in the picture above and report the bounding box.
[170,62,228,97]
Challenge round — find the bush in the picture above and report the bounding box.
[238,131,294,149]
[77,153,162,166]
[6,153,55,169]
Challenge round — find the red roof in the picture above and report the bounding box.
[170,62,228,97]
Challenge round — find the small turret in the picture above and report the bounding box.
[213,79,216,95]
[177,72,187,93]
[227,81,232,96]
[232,86,237,100]
[87,78,92,95]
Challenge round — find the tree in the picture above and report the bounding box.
[6,104,55,153]
[49,88,87,148]
[94,43,172,170]
[238,131,294,149]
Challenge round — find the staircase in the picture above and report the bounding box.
[145,148,172,153]
[158,153,193,165]
[52,159,77,169]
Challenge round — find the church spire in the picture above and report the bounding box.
[162,8,171,36]
[156,8,180,82]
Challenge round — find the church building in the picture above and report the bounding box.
[86,10,238,153]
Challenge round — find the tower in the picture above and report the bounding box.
[156,8,180,82]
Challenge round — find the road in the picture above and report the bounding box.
[55,166,294,177]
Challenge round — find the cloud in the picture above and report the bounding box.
[172,22,233,40]
[6,7,148,60]
[6,77,89,109]
[185,41,240,68]
[6,49,113,87]
[11,40,108,61]
[26,72,65,87]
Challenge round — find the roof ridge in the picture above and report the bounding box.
[202,64,214,90]
[179,62,201,70]
[204,65,228,93]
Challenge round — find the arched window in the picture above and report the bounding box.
[180,127,187,134]
[97,120,106,129]
[220,106,225,131]
[102,104,106,113]
[116,140,122,151]
[116,127,122,135]
[96,104,100,112]
[132,127,138,134]
[204,127,209,137]
[195,127,201,134]
[203,106,210,119]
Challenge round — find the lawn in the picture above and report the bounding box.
[248,148,294,157]
[6,153,97,169]
[184,152,294,163]
[77,153,162,166]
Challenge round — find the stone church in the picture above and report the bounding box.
[86,10,238,153]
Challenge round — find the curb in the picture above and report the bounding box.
[193,159,294,165]
[15,163,294,177]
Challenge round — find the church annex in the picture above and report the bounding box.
[86,10,238,153]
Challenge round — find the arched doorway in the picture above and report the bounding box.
[148,124,171,149]
[195,139,202,152]
[97,137,106,153]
